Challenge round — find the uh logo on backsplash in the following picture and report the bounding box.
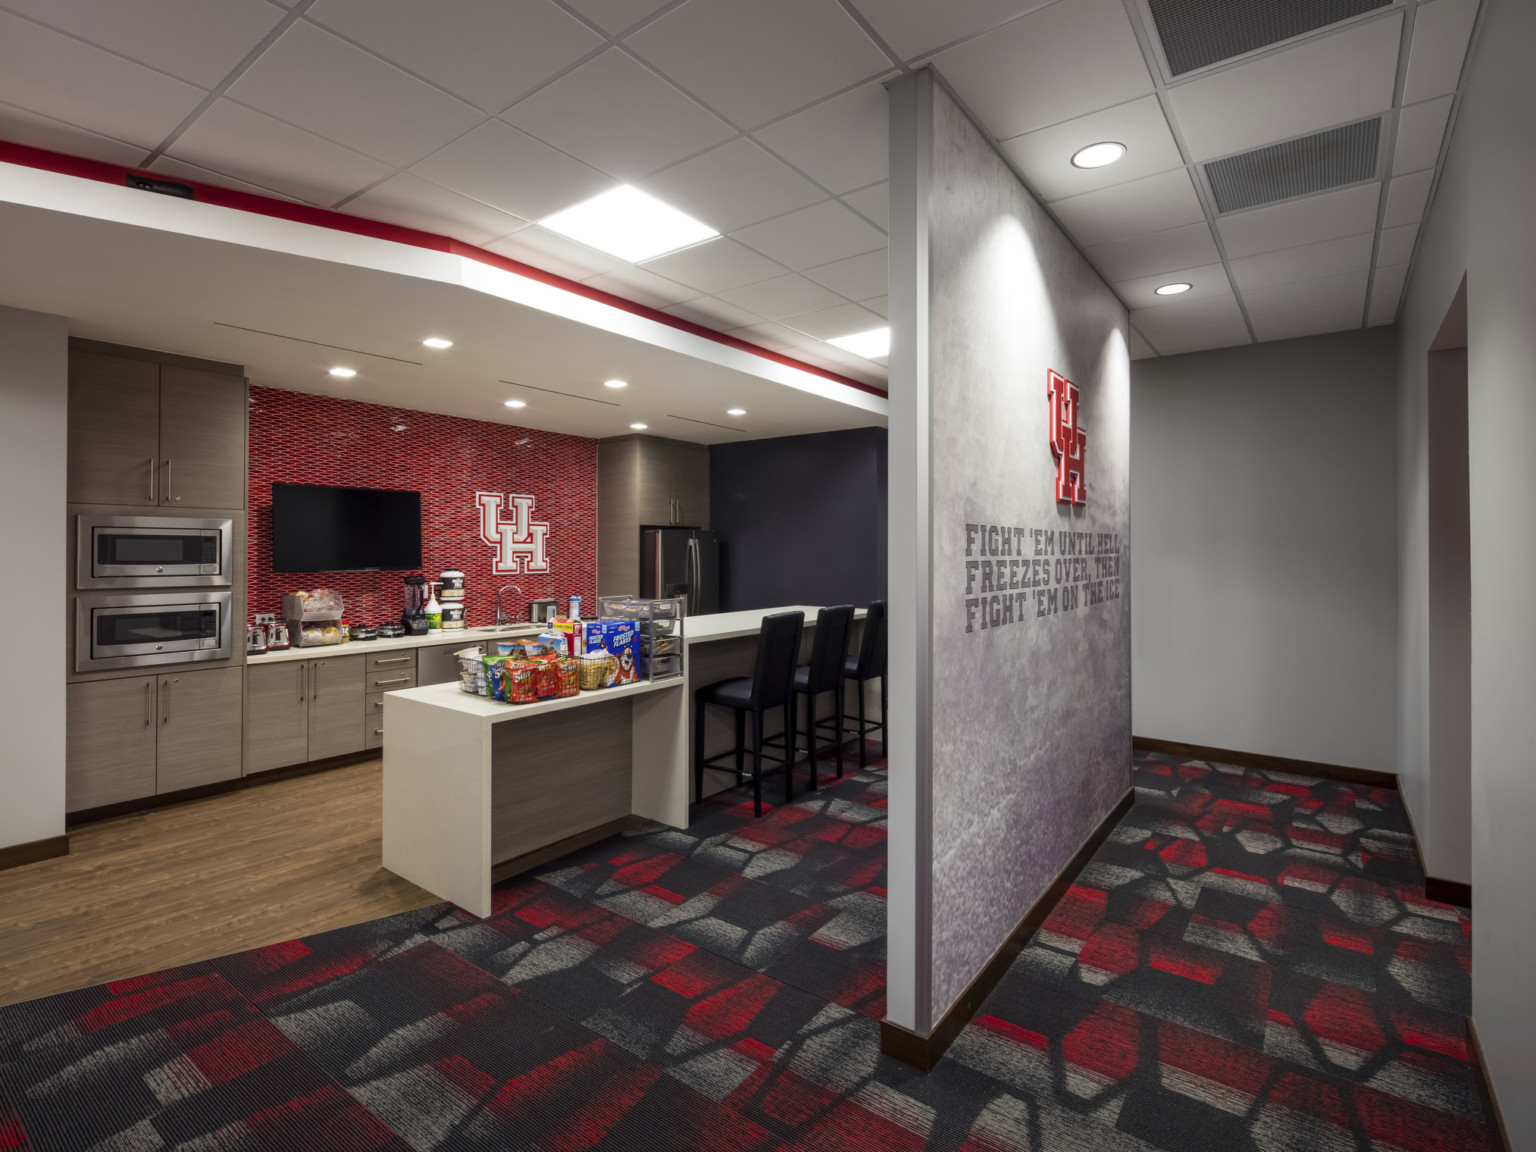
[476,491,550,574]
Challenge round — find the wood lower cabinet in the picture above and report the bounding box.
[66,676,158,811]
[156,667,244,793]
[307,654,366,761]
[244,661,310,774]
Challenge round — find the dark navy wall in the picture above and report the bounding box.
[710,426,887,612]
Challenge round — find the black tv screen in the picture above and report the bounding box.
[272,483,422,573]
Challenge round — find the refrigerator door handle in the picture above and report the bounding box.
[686,536,700,616]
[653,531,665,600]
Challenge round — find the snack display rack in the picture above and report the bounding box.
[597,596,686,682]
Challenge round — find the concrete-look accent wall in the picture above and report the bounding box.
[0,305,68,851]
[1397,0,1535,1136]
[887,70,1131,1032]
[1131,329,1400,776]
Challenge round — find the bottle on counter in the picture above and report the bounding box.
[569,594,581,621]
[425,581,443,632]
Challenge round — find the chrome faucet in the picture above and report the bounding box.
[495,584,524,627]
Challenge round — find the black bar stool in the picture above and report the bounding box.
[845,600,887,768]
[790,604,855,791]
[694,610,804,817]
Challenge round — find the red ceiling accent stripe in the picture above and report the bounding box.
[0,139,888,399]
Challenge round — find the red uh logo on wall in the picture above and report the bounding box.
[476,492,550,574]
[1048,369,1087,506]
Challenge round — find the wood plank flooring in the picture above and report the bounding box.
[0,760,437,1009]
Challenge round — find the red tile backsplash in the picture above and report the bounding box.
[248,386,596,628]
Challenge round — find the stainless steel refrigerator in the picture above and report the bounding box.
[640,527,720,616]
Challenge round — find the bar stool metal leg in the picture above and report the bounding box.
[734,709,745,785]
[856,681,867,768]
[783,702,795,804]
[806,690,819,792]
[751,709,765,817]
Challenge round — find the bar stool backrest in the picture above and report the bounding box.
[804,604,855,693]
[853,600,887,679]
[750,610,805,710]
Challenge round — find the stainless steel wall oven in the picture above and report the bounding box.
[76,515,233,589]
[75,590,233,672]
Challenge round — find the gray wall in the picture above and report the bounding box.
[1396,0,1535,1134]
[887,70,1131,1031]
[1131,329,1400,775]
[0,305,68,852]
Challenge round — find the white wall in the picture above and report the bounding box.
[0,305,68,851]
[1131,328,1399,775]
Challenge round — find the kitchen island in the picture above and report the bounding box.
[382,606,869,916]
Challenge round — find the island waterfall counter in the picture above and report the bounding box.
[382,606,865,916]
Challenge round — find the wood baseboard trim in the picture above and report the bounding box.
[1132,736,1398,791]
[0,834,69,873]
[1426,876,1472,909]
[66,751,378,829]
[1467,1016,1512,1152]
[491,816,640,885]
[880,787,1135,1073]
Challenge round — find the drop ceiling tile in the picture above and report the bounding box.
[583,265,701,308]
[732,199,886,269]
[1050,168,1204,248]
[638,138,826,233]
[1168,15,1402,161]
[1250,299,1364,342]
[1367,289,1400,326]
[1131,293,1244,336]
[1084,222,1220,281]
[782,302,883,341]
[1242,269,1368,315]
[717,273,846,318]
[225,22,484,167]
[1371,262,1410,301]
[1402,0,1480,104]
[1129,328,1157,359]
[340,171,529,244]
[1383,169,1435,228]
[0,99,146,166]
[625,0,890,129]
[842,182,889,230]
[486,224,625,280]
[309,0,604,113]
[928,0,1153,140]
[1377,222,1420,265]
[861,295,888,317]
[1216,183,1382,259]
[852,0,1059,59]
[1,0,284,89]
[148,154,302,201]
[802,249,888,300]
[1149,316,1252,355]
[1228,232,1375,292]
[999,95,1184,202]
[1112,263,1231,310]
[1393,96,1453,175]
[752,80,887,195]
[411,119,613,220]
[566,0,673,35]
[639,237,786,294]
[166,98,391,205]
[0,11,206,150]
[663,296,764,330]
[503,50,734,181]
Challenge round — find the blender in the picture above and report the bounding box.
[402,573,429,636]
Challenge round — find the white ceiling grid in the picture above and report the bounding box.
[0,0,1484,377]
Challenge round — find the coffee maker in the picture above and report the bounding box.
[403,574,429,636]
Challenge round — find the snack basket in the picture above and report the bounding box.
[282,589,345,647]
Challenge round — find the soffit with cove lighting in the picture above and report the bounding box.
[0,0,1482,366]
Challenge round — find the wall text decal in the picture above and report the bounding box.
[1048,369,1087,505]
[477,492,551,574]
[962,523,1122,633]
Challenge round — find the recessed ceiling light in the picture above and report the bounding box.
[827,327,891,359]
[1071,141,1126,169]
[726,408,746,416]
[504,399,527,408]
[603,378,628,389]
[328,367,356,378]
[540,186,718,263]
[422,337,453,349]
[629,422,648,430]
[1155,282,1193,296]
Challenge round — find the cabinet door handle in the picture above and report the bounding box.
[312,663,319,701]
[162,679,171,724]
[374,728,384,736]
[165,458,178,503]
[373,676,410,686]
[144,681,152,726]
[374,656,411,665]
[148,457,156,503]
[298,663,306,702]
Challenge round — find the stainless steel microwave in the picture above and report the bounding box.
[75,590,233,672]
[76,515,233,589]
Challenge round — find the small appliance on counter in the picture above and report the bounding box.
[246,621,268,655]
[379,622,405,639]
[263,613,290,651]
[351,625,379,642]
[403,574,428,636]
[529,598,558,624]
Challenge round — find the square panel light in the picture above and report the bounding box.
[827,327,890,359]
[539,186,718,263]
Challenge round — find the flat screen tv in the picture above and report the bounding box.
[271,483,422,572]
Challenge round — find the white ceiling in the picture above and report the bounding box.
[0,0,1484,367]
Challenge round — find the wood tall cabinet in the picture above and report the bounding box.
[598,435,709,596]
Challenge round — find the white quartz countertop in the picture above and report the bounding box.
[252,624,544,664]
[386,675,682,723]
[682,605,865,644]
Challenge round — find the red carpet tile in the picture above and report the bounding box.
[0,750,1497,1150]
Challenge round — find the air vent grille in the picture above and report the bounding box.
[1205,118,1380,213]
[1147,0,1393,76]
